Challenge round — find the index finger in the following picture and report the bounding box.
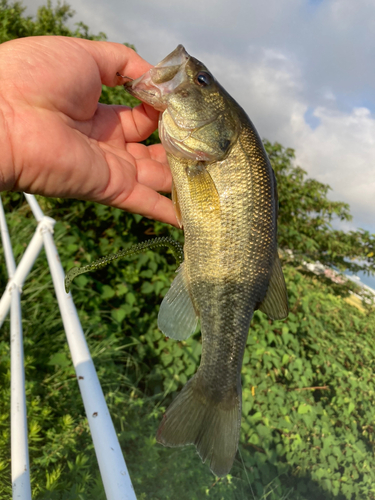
[72,38,161,139]
[71,37,153,87]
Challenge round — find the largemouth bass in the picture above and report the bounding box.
[124,45,288,477]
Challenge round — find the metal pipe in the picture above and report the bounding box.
[10,287,32,500]
[0,197,16,276]
[25,195,137,500]
[23,193,44,222]
[0,196,32,500]
[0,227,44,328]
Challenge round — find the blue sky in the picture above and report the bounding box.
[25,0,375,285]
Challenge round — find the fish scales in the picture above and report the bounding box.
[169,124,275,387]
[124,45,288,477]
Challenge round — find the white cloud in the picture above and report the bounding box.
[294,106,375,230]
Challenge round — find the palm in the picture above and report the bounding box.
[0,36,176,225]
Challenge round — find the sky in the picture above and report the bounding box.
[25,0,375,286]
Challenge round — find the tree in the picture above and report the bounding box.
[265,141,375,277]
[0,0,105,42]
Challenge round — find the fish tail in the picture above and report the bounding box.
[156,372,241,477]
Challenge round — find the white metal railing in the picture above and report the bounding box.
[0,196,32,500]
[0,193,137,500]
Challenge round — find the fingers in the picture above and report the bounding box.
[71,38,154,87]
[100,141,171,194]
[126,142,167,164]
[77,103,160,149]
[90,145,176,226]
[0,36,177,227]
[114,183,178,227]
[135,157,172,193]
[120,142,170,193]
[112,103,160,143]
[80,104,170,193]
[73,40,162,140]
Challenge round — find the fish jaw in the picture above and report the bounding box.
[125,45,240,162]
[124,45,190,111]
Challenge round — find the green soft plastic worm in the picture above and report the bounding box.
[65,237,184,293]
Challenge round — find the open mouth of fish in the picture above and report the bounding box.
[124,45,190,112]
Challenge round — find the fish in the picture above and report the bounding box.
[123,45,288,477]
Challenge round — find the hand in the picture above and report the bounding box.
[0,36,177,226]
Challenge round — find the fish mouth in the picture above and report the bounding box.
[124,45,190,110]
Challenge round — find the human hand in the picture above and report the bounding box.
[0,36,177,225]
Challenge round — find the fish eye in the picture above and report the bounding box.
[195,71,212,87]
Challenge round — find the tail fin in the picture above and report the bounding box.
[156,373,241,477]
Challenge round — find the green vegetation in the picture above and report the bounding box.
[267,141,375,277]
[1,2,375,499]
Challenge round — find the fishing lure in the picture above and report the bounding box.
[64,237,184,293]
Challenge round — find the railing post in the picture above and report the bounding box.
[0,196,32,500]
[24,194,137,500]
[1,194,138,499]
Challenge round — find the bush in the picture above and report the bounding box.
[1,194,375,499]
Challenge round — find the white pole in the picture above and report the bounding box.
[0,228,44,328]
[0,196,32,500]
[24,195,137,500]
[10,286,32,500]
[23,193,44,222]
[0,197,16,276]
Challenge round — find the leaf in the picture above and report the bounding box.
[282,353,289,365]
[116,283,128,296]
[141,282,154,294]
[126,292,136,305]
[242,401,253,415]
[101,285,115,299]
[348,402,355,415]
[48,352,71,368]
[111,308,126,323]
[250,412,262,422]
[328,455,338,470]
[75,275,88,288]
[297,404,312,414]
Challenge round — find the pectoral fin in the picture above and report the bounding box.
[186,165,220,216]
[158,262,198,340]
[258,252,289,320]
[172,181,183,228]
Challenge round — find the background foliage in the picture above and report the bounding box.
[1,2,375,499]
